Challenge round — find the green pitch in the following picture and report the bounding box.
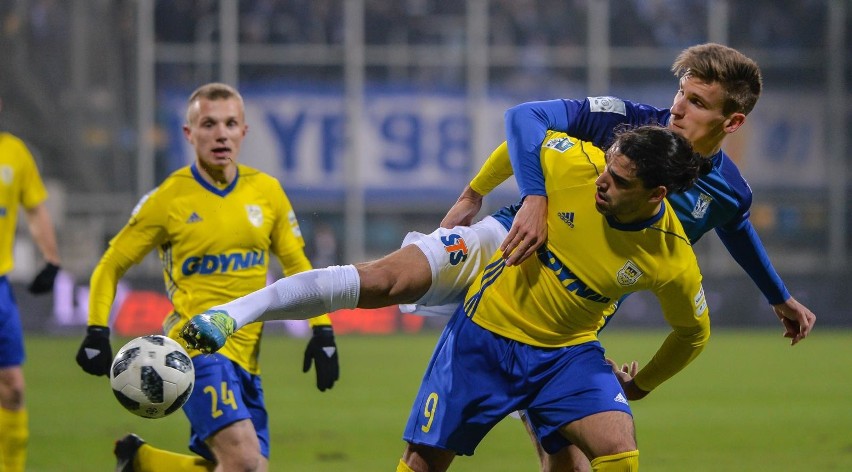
[23,329,852,471]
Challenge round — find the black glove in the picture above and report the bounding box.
[75,326,112,376]
[28,262,59,294]
[302,325,339,392]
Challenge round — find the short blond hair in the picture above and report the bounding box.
[672,43,762,116]
[185,82,244,124]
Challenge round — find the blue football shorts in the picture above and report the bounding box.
[183,353,269,460]
[0,277,25,368]
[403,308,632,456]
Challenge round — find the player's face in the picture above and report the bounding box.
[183,97,247,170]
[668,75,744,156]
[594,149,662,223]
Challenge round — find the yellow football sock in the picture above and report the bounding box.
[590,449,639,471]
[135,443,214,472]
[0,407,28,472]
[396,458,416,472]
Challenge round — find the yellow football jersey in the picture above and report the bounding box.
[464,131,709,391]
[0,133,49,276]
[89,164,325,374]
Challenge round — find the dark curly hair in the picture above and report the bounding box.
[610,125,711,194]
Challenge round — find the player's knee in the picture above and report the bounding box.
[0,369,25,409]
[208,421,263,471]
[401,442,455,472]
[216,449,261,472]
[542,444,591,472]
[357,252,430,306]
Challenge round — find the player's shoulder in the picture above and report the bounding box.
[712,151,750,186]
[542,131,602,155]
[701,150,753,205]
[657,204,694,248]
[237,165,285,190]
[541,132,605,182]
[133,166,200,209]
[586,96,669,118]
[0,132,27,149]
[152,166,196,194]
[0,132,35,162]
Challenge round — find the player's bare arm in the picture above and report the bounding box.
[440,185,484,228]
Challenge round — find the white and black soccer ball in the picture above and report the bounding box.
[109,335,194,419]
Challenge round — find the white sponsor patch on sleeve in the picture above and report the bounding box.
[288,210,303,238]
[693,285,707,316]
[588,96,627,116]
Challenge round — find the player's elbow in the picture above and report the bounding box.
[504,103,531,132]
[674,319,711,349]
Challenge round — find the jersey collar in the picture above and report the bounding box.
[191,163,239,197]
[605,200,666,231]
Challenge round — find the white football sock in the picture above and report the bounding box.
[211,265,361,329]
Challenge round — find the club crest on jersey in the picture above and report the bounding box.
[544,136,575,152]
[589,96,626,116]
[691,193,712,219]
[246,205,263,227]
[440,233,468,266]
[616,260,643,286]
[558,211,575,228]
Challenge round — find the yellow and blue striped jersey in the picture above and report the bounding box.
[0,133,48,276]
[88,164,330,374]
[464,131,709,391]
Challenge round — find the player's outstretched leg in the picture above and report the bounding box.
[180,310,236,353]
[114,433,145,472]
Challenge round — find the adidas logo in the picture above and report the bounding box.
[558,212,575,228]
[186,212,203,223]
[614,392,628,405]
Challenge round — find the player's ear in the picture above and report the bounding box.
[648,186,667,204]
[723,112,746,134]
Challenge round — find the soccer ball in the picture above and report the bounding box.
[109,335,195,419]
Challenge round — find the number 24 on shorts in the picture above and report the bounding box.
[204,381,238,419]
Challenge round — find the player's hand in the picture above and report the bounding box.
[28,262,59,294]
[75,325,112,376]
[606,358,648,401]
[771,296,815,346]
[500,195,547,266]
[440,185,483,228]
[302,325,339,392]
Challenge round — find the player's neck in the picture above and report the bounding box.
[612,202,662,225]
[695,143,722,158]
[693,133,725,158]
[197,161,236,186]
